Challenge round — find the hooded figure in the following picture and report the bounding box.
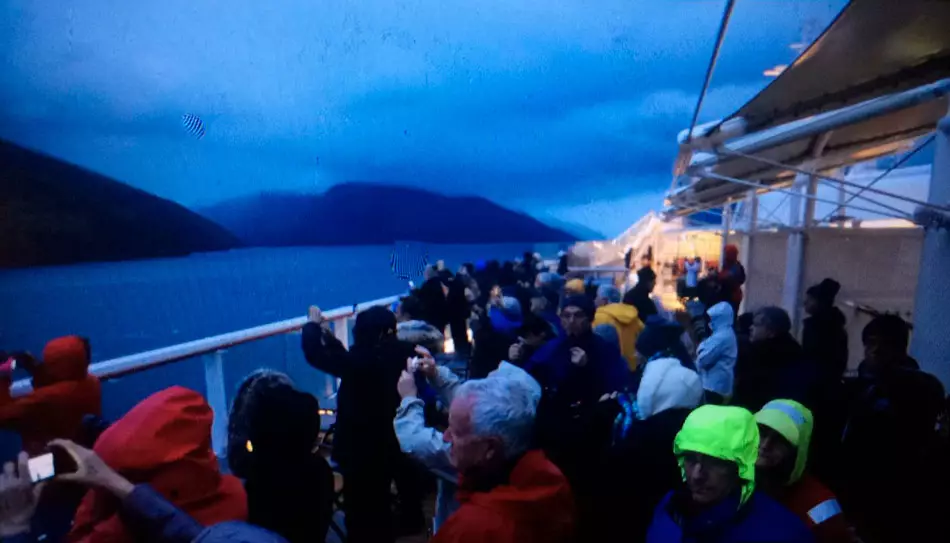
[720,244,746,314]
[69,387,247,543]
[647,405,813,543]
[301,306,425,542]
[755,400,856,543]
[593,297,645,371]
[0,336,102,455]
[635,315,694,370]
[471,297,524,378]
[695,302,738,404]
[601,359,704,542]
[226,371,334,543]
[802,279,848,386]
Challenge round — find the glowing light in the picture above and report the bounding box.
[763,65,788,77]
[245,440,253,453]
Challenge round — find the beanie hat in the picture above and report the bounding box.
[806,278,841,306]
[637,358,703,419]
[561,295,595,320]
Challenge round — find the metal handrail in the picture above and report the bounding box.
[10,293,404,397]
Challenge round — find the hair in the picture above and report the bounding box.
[227,369,299,477]
[637,266,657,284]
[520,312,554,338]
[755,306,792,336]
[398,295,425,320]
[455,377,537,459]
[862,314,911,350]
[596,285,622,304]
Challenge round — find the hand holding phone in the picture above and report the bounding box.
[0,453,38,537]
[46,440,134,499]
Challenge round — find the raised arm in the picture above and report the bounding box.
[301,307,351,378]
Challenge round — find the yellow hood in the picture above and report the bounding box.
[596,303,640,325]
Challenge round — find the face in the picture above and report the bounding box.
[803,295,819,316]
[864,334,903,369]
[444,396,497,474]
[681,452,740,505]
[756,425,795,469]
[750,313,774,343]
[560,306,591,337]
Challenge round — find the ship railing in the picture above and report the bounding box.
[9,294,404,458]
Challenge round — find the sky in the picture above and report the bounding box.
[0,0,846,237]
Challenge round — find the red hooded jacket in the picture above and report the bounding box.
[433,450,575,543]
[69,386,247,543]
[0,336,102,455]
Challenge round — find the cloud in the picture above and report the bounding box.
[0,0,847,228]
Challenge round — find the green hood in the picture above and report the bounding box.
[754,399,813,485]
[674,405,759,506]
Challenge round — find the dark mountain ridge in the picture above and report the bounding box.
[199,183,577,246]
[0,140,242,268]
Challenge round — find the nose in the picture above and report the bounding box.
[443,429,453,444]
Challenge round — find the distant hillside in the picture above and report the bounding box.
[543,218,606,241]
[200,183,577,246]
[0,140,242,268]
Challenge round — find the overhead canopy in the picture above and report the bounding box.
[716,0,950,137]
[667,0,950,217]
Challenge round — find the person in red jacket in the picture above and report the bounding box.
[434,376,574,543]
[755,400,861,543]
[0,336,101,455]
[719,244,746,316]
[68,386,247,543]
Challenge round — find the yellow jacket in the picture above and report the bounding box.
[593,303,644,371]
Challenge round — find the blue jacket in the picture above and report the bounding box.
[526,332,631,404]
[647,490,814,543]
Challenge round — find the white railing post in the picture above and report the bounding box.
[203,350,229,459]
[334,316,352,349]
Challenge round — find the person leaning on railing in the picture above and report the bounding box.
[0,440,286,543]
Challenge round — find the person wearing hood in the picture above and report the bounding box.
[695,302,738,405]
[394,355,543,534]
[647,405,813,543]
[593,284,645,371]
[755,400,858,543]
[600,358,704,542]
[720,244,746,316]
[433,376,574,543]
[396,295,446,355]
[226,371,334,543]
[802,279,849,386]
[623,267,659,321]
[470,296,523,378]
[301,305,425,542]
[0,336,101,456]
[1,440,285,543]
[417,266,451,334]
[68,386,247,543]
[732,307,819,413]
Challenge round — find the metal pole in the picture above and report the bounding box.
[910,113,950,389]
[702,172,912,220]
[203,350,229,459]
[686,0,737,143]
[720,200,733,265]
[716,147,950,214]
[739,190,758,313]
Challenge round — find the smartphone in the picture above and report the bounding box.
[28,452,55,483]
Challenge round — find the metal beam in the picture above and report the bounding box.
[686,0,737,143]
[716,147,950,213]
[702,172,913,221]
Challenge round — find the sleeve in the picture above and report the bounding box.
[393,397,453,470]
[0,380,50,432]
[430,365,461,405]
[118,485,204,543]
[695,337,722,371]
[301,321,350,378]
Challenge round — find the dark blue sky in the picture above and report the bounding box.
[0,1,845,236]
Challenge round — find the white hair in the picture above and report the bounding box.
[455,377,537,459]
[597,284,622,304]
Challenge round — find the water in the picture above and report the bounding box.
[0,244,553,425]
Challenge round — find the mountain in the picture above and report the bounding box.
[542,218,607,241]
[199,183,577,246]
[0,140,242,268]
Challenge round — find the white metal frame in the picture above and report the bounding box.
[10,293,404,456]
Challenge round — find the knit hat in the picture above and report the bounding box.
[806,278,841,306]
[637,358,703,419]
[561,295,595,320]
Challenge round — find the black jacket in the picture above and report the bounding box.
[732,333,819,413]
[416,277,449,332]
[802,306,849,385]
[245,456,334,543]
[301,322,417,471]
[623,286,658,321]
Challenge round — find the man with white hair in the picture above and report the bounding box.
[432,376,575,543]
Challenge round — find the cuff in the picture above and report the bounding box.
[396,396,424,416]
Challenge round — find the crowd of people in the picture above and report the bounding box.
[1,247,948,543]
